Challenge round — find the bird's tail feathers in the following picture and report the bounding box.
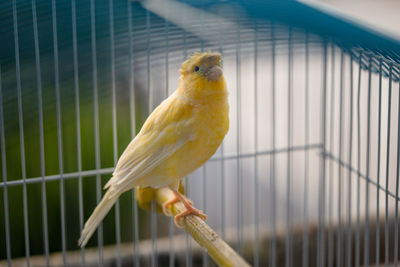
[78,190,118,247]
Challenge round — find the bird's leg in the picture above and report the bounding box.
[162,186,194,215]
[162,193,192,215]
[162,193,181,216]
[162,186,207,228]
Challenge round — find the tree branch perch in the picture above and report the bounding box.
[154,187,251,267]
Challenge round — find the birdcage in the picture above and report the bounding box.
[1,0,399,266]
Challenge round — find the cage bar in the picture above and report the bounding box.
[12,1,31,265]
[0,65,12,266]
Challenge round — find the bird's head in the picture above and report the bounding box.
[178,52,226,99]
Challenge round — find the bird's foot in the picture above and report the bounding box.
[162,192,193,216]
[174,205,207,228]
[164,186,206,228]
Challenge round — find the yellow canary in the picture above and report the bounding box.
[79,52,229,247]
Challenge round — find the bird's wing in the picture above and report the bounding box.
[104,95,194,197]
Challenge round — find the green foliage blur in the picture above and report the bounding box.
[0,71,149,259]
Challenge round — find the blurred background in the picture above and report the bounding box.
[0,0,399,266]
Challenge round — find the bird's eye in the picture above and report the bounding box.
[194,66,200,72]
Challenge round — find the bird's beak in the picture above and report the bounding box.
[204,54,223,81]
[205,65,223,81]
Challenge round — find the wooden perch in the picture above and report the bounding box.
[155,187,251,267]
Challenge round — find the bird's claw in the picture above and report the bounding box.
[164,187,207,228]
[174,206,207,228]
[162,195,207,228]
[162,194,193,216]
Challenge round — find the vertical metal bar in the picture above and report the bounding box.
[221,141,226,238]
[317,39,327,267]
[12,1,31,265]
[201,9,206,267]
[185,181,192,267]
[200,0,205,53]
[236,10,243,256]
[164,4,169,100]
[51,0,67,263]
[146,8,152,112]
[286,26,293,267]
[182,9,192,267]
[90,0,104,264]
[364,55,372,267]
[253,19,259,267]
[32,0,50,265]
[337,49,345,267]
[71,0,85,265]
[302,31,310,267]
[127,1,140,266]
[133,195,140,267]
[217,14,225,242]
[145,8,158,267]
[346,55,354,267]
[384,64,393,267]
[151,202,158,267]
[355,52,363,267]
[127,0,135,158]
[202,165,207,267]
[163,3,174,267]
[0,66,12,267]
[219,28,225,246]
[328,43,335,267]
[270,21,277,267]
[199,0,205,244]
[200,27,207,252]
[394,81,400,267]
[375,58,383,267]
[169,218,174,267]
[109,1,121,265]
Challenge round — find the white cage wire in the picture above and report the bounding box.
[0,0,399,266]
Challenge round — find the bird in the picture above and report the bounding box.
[78,52,229,247]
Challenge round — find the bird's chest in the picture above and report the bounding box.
[186,99,229,160]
